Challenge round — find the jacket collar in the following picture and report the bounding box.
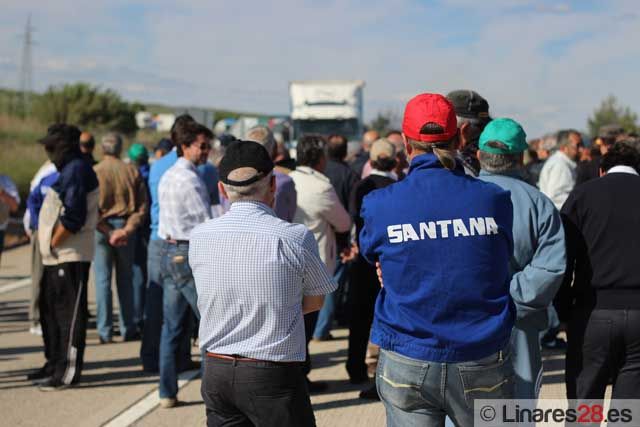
[607,165,639,176]
[175,157,197,172]
[408,153,466,176]
[294,165,330,182]
[479,168,526,181]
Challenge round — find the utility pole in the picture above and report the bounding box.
[18,14,34,116]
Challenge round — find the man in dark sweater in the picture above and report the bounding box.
[312,134,360,340]
[345,139,397,398]
[560,142,640,400]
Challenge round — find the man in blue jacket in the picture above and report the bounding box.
[477,118,566,399]
[360,93,515,426]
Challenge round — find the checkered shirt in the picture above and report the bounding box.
[158,157,211,240]
[189,201,337,361]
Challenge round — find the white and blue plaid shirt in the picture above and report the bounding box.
[158,157,211,240]
[189,201,336,361]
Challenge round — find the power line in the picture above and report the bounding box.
[18,14,34,116]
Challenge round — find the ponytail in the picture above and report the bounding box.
[433,146,457,170]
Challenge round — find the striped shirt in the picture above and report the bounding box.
[158,157,211,240]
[189,201,336,361]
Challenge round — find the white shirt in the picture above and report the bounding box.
[607,165,639,176]
[289,166,351,274]
[538,150,576,210]
[158,157,211,240]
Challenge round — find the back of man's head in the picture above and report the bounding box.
[362,130,379,151]
[101,132,123,157]
[601,142,640,173]
[245,125,276,160]
[296,134,326,168]
[171,114,195,144]
[327,134,348,161]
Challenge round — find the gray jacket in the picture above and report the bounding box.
[479,170,566,330]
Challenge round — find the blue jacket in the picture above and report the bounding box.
[27,170,60,231]
[360,154,515,362]
[479,170,565,330]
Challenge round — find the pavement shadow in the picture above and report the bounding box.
[309,378,373,397]
[311,348,348,370]
[313,396,381,412]
[84,357,141,371]
[0,345,44,356]
[80,369,155,384]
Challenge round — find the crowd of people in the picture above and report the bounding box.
[2,88,639,426]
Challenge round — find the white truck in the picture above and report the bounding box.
[289,80,365,142]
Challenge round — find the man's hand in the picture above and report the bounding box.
[340,243,359,263]
[376,261,383,288]
[108,229,129,247]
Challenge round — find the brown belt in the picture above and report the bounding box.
[206,352,300,365]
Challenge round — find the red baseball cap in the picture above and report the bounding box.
[402,93,458,143]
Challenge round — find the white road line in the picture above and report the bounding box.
[102,369,200,427]
[0,278,31,295]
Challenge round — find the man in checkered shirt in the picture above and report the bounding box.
[189,140,336,427]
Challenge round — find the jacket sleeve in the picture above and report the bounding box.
[274,176,297,223]
[358,195,378,265]
[124,169,149,234]
[319,184,352,233]
[510,198,566,320]
[59,173,88,233]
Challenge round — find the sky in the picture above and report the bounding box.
[1,0,639,137]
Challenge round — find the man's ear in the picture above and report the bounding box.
[459,122,470,149]
[402,133,412,156]
[218,181,228,200]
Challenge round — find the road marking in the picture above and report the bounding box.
[0,278,31,295]
[102,369,200,427]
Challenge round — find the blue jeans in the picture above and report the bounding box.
[158,241,200,399]
[141,239,195,373]
[93,217,136,340]
[313,257,348,339]
[376,347,514,427]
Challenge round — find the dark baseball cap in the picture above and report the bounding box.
[446,90,490,121]
[38,123,81,148]
[154,138,174,152]
[219,140,274,186]
[402,93,458,143]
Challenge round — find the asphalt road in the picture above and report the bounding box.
[0,244,570,426]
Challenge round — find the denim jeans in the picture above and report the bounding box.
[158,241,200,399]
[131,227,149,330]
[313,257,348,339]
[93,217,136,340]
[141,239,195,373]
[376,346,514,427]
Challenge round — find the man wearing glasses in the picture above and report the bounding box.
[157,120,213,407]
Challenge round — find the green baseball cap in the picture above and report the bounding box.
[479,118,528,154]
[128,143,148,162]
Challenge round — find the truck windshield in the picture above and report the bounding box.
[293,119,359,140]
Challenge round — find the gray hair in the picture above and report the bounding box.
[222,168,273,203]
[478,150,522,174]
[539,133,558,152]
[245,126,276,159]
[101,132,123,156]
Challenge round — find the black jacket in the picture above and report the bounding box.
[559,170,640,314]
[324,159,359,251]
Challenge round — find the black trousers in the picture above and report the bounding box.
[40,262,90,384]
[566,308,640,399]
[345,259,380,380]
[201,356,315,427]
